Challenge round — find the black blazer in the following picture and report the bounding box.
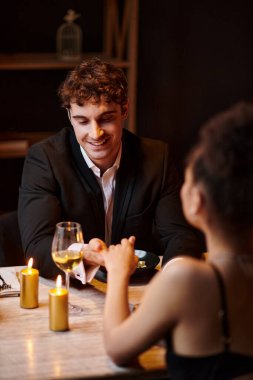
[18,127,202,278]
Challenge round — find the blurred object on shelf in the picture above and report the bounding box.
[56,9,83,62]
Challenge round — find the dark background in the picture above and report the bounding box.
[137,0,253,169]
[1,0,253,212]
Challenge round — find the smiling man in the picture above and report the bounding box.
[18,57,203,279]
[69,101,125,174]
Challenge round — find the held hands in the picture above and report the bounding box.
[83,236,138,277]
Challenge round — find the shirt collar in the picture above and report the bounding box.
[80,144,122,176]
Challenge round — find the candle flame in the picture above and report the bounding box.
[56,275,62,288]
[28,257,33,268]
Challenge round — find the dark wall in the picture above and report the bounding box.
[137,0,253,172]
[0,0,103,53]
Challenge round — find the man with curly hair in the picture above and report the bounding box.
[18,57,202,280]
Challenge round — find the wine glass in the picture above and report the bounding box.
[51,221,84,313]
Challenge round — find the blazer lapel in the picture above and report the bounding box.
[111,130,139,242]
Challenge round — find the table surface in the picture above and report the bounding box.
[0,266,167,380]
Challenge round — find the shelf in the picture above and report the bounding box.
[0,131,54,142]
[0,53,130,70]
[0,131,54,158]
[0,140,28,159]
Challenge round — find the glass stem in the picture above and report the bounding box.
[65,272,70,291]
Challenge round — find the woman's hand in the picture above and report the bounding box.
[103,236,138,278]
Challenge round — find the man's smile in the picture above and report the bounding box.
[87,137,110,147]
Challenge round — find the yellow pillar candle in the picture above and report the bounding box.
[49,275,69,331]
[20,258,39,309]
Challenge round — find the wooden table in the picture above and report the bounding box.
[0,267,167,380]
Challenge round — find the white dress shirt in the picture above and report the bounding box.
[72,144,122,284]
[81,144,121,245]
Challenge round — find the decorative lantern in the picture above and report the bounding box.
[56,9,82,61]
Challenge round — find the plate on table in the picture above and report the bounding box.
[95,250,160,284]
[134,250,160,275]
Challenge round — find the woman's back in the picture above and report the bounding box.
[165,256,253,379]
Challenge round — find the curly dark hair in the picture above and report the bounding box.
[58,57,128,112]
[189,101,253,231]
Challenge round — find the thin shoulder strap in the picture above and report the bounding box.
[209,263,231,352]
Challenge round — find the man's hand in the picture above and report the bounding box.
[83,238,108,267]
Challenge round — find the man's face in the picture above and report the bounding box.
[69,100,128,172]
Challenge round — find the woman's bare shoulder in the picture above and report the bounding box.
[162,256,213,291]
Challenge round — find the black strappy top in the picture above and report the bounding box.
[165,264,253,380]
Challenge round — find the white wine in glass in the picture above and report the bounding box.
[52,250,83,273]
[51,221,84,312]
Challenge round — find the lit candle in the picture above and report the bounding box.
[20,258,39,309]
[49,275,69,331]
